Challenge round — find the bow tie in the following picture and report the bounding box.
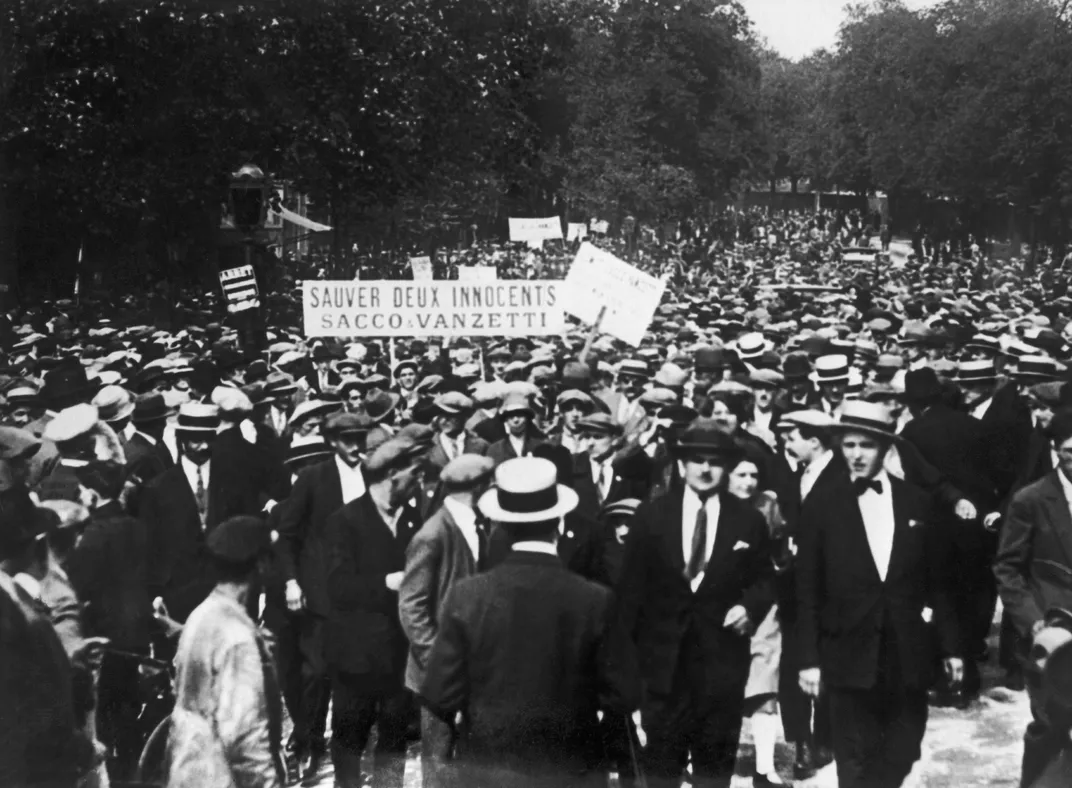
[853,477,883,496]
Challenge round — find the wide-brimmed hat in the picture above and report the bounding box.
[175,403,220,435]
[91,385,136,424]
[132,392,172,425]
[41,364,100,411]
[1014,355,1063,382]
[499,391,535,419]
[902,368,943,404]
[477,457,579,524]
[734,332,771,360]
[365,390,401,423]
[955,359,997,384]
[286,435,333,466]
[393,360,419,379]
[831,400,898,441]
[290,399,340,427]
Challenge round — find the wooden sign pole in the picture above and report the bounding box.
[579,306,607,364]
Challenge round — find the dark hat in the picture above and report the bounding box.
[365,432,430,475]
[132,392,171,424]
[365,390,401,423]
[673,418,740,461]
[393,360,419,378]
[441,455,496,491]
[0,486,50,558]
[782,352,812,380]
[694,346,726,372]
[41,363,100,410]
[324,411,373,436]
[264,372,299,400]
[902,368,944,404]
[0,427,42,462]
[576,412,623,437]
[207,515,272,564]
[657,405,700,427]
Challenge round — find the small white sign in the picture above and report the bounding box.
[458,266,497,282]
[409,256,433,280]
[509,217,563,243]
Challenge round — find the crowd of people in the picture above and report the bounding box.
[3,208,1072,788]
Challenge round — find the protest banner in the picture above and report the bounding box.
[303,281,566,337]
[409,256,433,280]
[219,264,260,313]
[561,242,666,346]
[458,266,497,282]
[509,216,563,243]
[590,219,609,234]
[567,223,587,242]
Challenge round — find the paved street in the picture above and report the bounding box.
[300,615,1032,788]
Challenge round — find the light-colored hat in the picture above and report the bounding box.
[654,363,688,388]
[290,399,340,426]
[831,401,898,440]
[811,354,850,384]
[175,403,221,434]
[92,386,136,424]
[499,391,535,418]
[477,457,579,524]
[774,410,837,432]
[43,404,99,444]
[734,331,770,359]
[955,359,997,383]
[211,385,253,415]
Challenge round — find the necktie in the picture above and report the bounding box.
[853,477,883,496]
[195,466,208,526]
[475,516,488,570]
[686,498,708,581]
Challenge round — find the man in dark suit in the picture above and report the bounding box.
[275,410,374,783]
[570,413,651,520]
[422,392,489,493]
[307,345,341,394]
[797,401,962,788]
[399,454,495,788]
[484,391,544,466]
[994,409,1072,787]
[615,419,775,788]
[139,403,265,623]
[421,455,638,788]
[899,367,1000,698]
[324,433,425,788]
[124,393,175,488]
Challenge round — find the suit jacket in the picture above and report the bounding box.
[899,404,999,515]
[486,512,610,587]
[214,426,291,509]
[398,504,485,693]
[994,472,1072,641]
[795,474,959,690]
[67,501,152,649]
[421,551,637,786]
[324,495,422,682]
[140,460,264,622]
[1011,428,1054,501]
[572,450,651,521]
[306,367,340,395]
[484,433,545,466]
[978,381,1034,502]
[615,491,775,699]
[125,431,174,483]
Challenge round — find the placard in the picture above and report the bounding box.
[590,219,609,234]
[409,256,433,280]
[567,223,588,242]
[304,281,565,337]
[458,266,497,282]
[219,264,260,314]
[561,243,666,346]
[509,217,563,243]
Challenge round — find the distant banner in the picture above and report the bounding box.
[561,243,666,346]
[220,264,260,313]
[458,266,497,282]
[303,281,565,337]
[567,223,587,242]
[509,216,563,243]
[589,219,609,234]
[409,256,433,280]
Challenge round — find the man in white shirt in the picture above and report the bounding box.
[616,419,775,788]
[399,454,495,788]
[796,401,961,788]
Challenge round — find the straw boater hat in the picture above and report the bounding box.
[830,401,898,441]
[175,403,221,436]
[955,359,998,384]
[811,354,850,385]
[477,456,579,524]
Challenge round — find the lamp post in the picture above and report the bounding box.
[224,163,269,354]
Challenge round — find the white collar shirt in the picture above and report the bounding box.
[442,497,481,562]
[335,455,367,504]
[753,407,773,433]
[440,433,466,461]
[181,456,210,497]
[681,487,721,592]
[508,434,527,458]
[972,397,993,421]
[122,422,136,441]
[560,431,581,455]
[512,541,558,556]
[591,457,615,500]
[856,470,896,582]
[800,449,834,501]
[135,430,158,446]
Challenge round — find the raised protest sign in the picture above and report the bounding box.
[457,266,497,282]
[561,242,666,346]
[219,265,260,314]
[567,223,587,242]
[589,219,609,234]
[509,217,563,243]
[409,256,433,280]
[303,281,565,337]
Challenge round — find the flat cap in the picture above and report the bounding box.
[654,363,688,388]
[557,389,594,409]
[434,391,475,415]
[749,369,785,388]
[0,427,41,461]
[43,403,99,444]
[207,515,272,563]
[576,412,623,436]
[471,381,507,407]
[640,388,678,407]
[365,433,429,474]
[324,411,373,436]
[441,455,496,490]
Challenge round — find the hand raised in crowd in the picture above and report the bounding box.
[954,499,977,522]
[799,667,822,698]
[722,604,752,636]
[285,579,305,612]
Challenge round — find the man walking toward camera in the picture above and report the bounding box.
[796,401,961,788]
[615,418,775,788]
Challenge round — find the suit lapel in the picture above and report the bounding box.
[842,487,882,584]
[886,478,913,580]
[661,494,686,574]
[325,460,343,509]
[1042,473,1072,566]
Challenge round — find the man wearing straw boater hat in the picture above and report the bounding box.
[615,418,775,788]
[796,400,962,788]
[421,456,636,788]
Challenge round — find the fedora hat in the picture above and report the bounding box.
[673,418,741,461]
[41,363,100,411]
[175,403,220,435]
[477,457,579,524]
[365,390,401,423]
[831,401,898,441]
[132,392,172,425]
[91,385,136,424]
